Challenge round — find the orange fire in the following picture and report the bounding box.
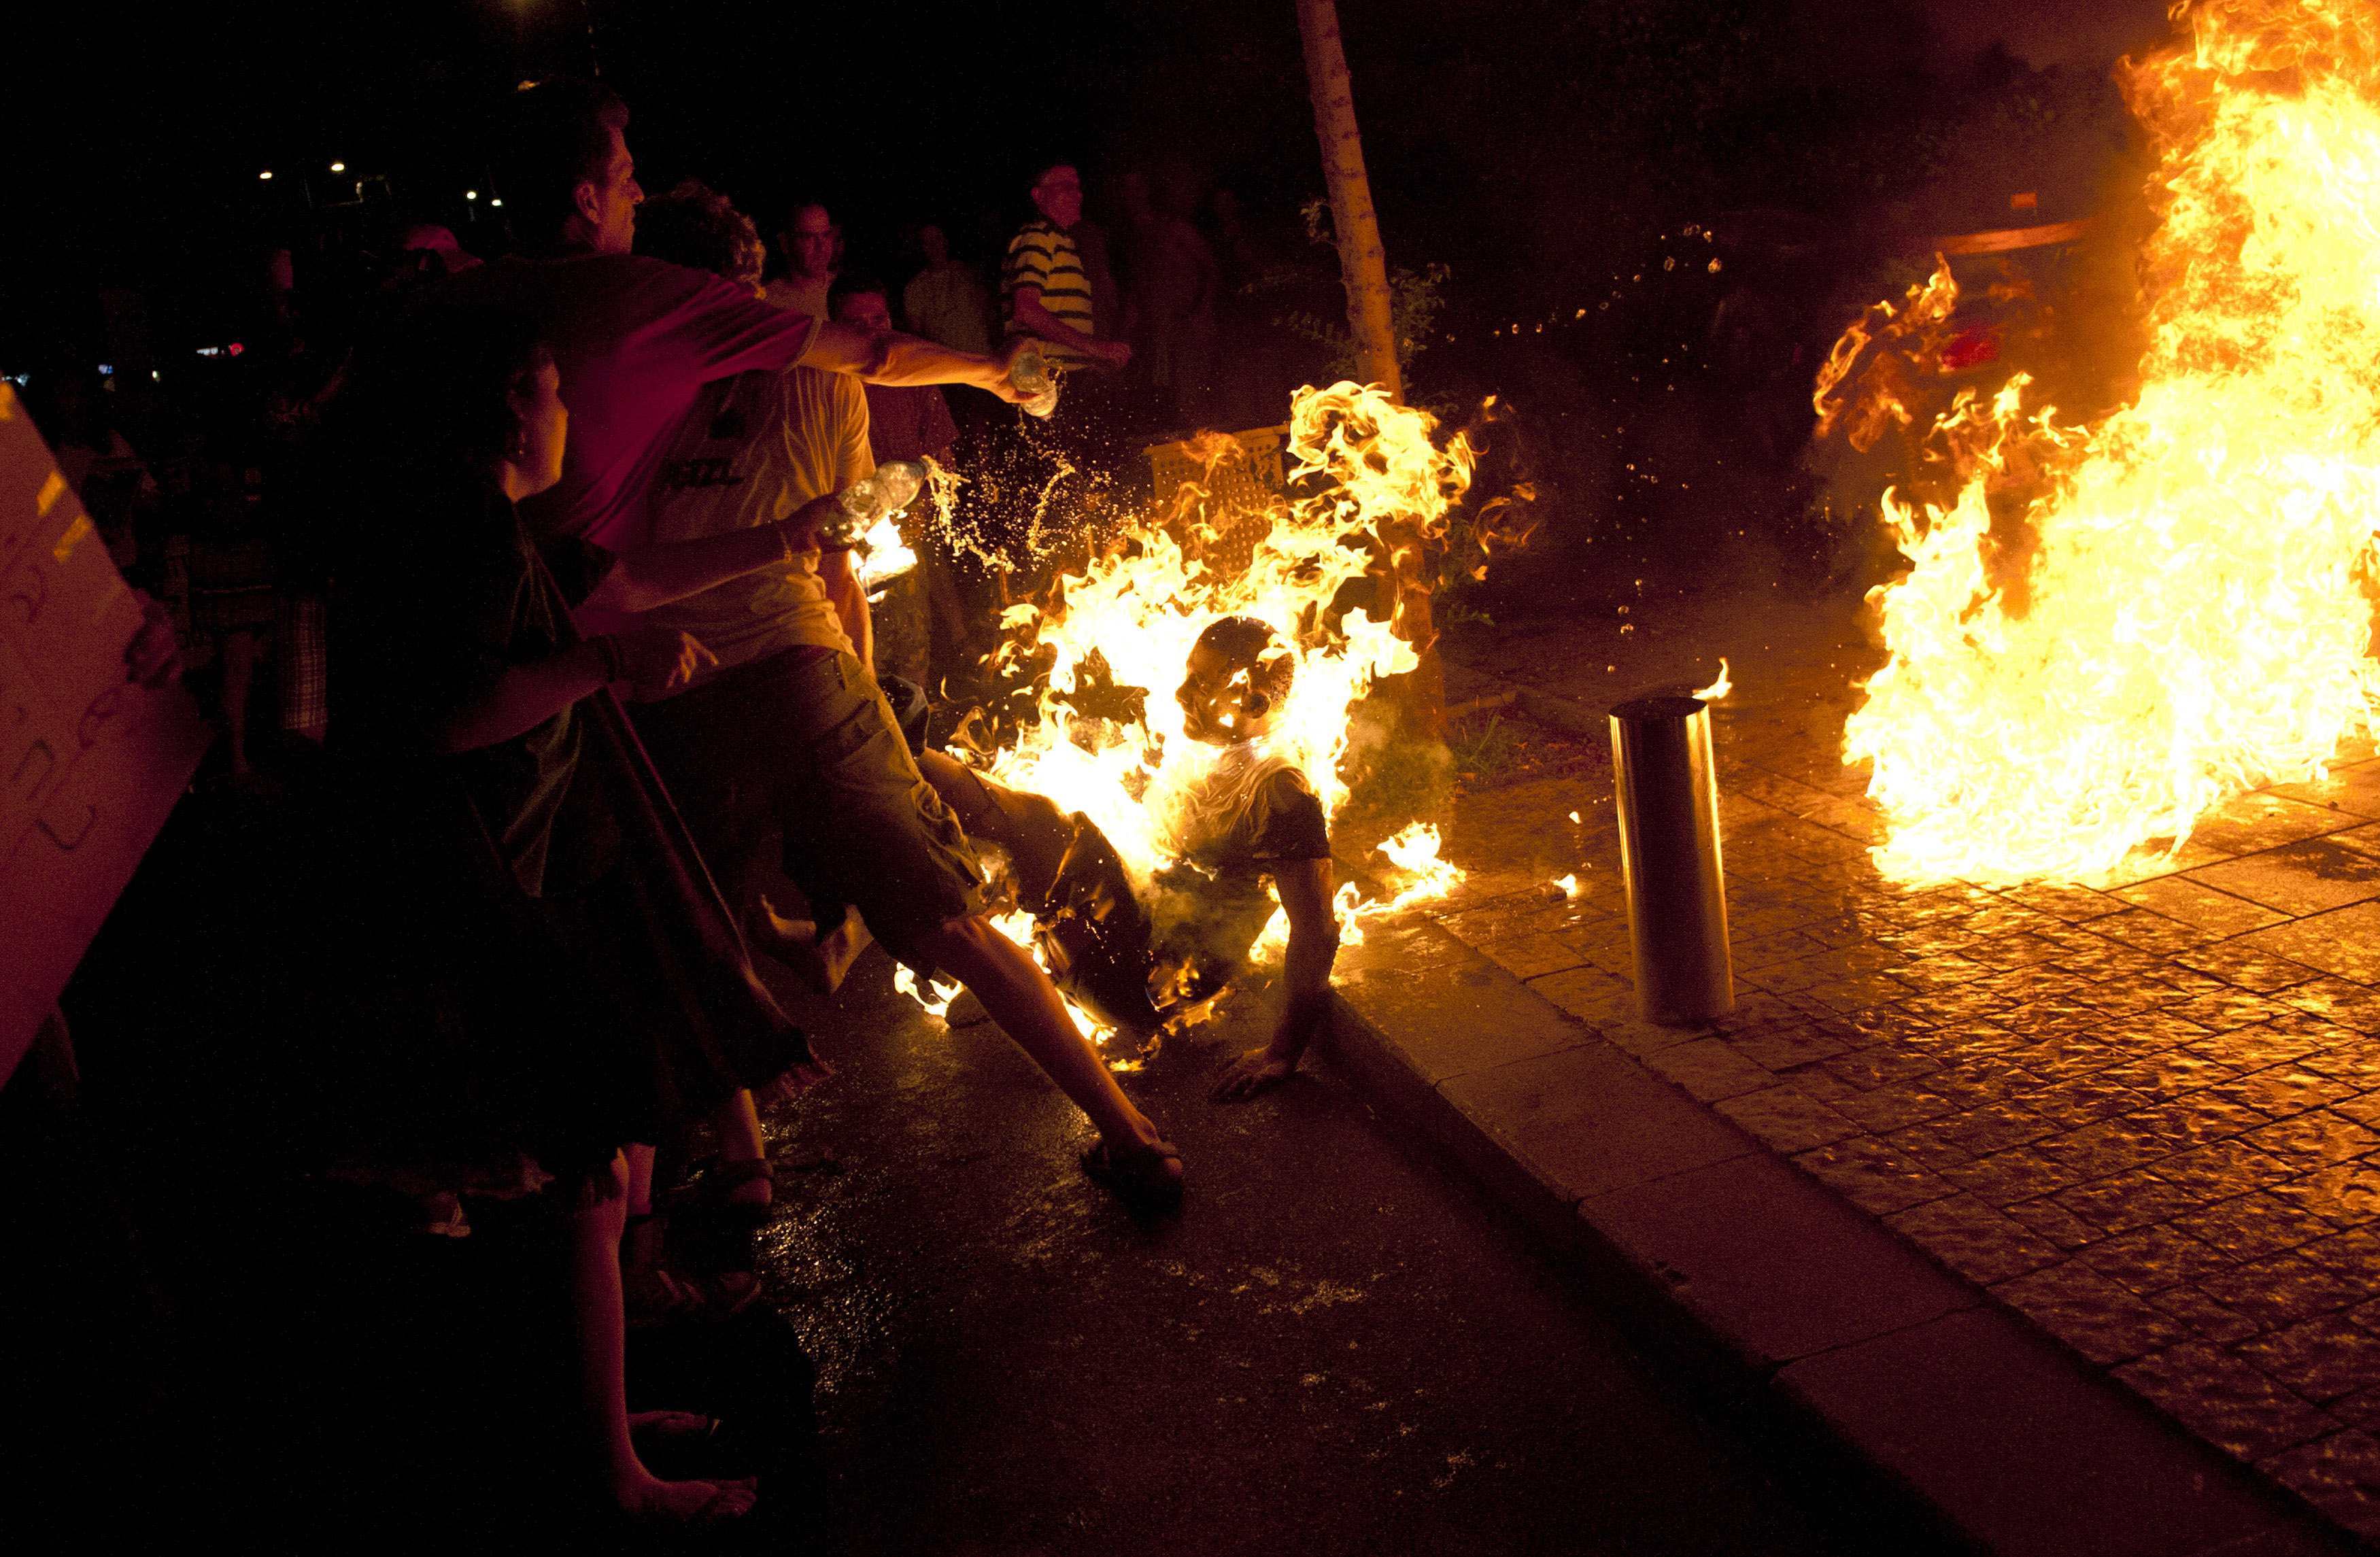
[907,383,1479,1040]
[1839,0,2380,885]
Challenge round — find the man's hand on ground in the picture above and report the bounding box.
[1212,1044,1297,1103]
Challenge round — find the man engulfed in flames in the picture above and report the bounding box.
[898,381,1483,1075]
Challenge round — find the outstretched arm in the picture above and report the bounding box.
[1213,857,1340,1101]
[801,321,1032,398]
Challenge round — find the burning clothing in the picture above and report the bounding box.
[643,365,873,679]
[1147,743,1331,997]
[1155,742,1331,873]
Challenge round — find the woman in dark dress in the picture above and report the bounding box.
[325,302,809,1524]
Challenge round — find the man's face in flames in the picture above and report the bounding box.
[1176,623,1292,747]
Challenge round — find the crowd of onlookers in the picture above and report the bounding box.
[11,78,1344,1537]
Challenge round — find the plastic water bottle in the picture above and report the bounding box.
[821,460,926,547]
[1010,345,1061,419]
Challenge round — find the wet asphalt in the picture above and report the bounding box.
[747,953,1895,1557]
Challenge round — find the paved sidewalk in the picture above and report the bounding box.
[1332,600,2380,1550]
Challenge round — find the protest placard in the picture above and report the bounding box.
[2,381,211,1082]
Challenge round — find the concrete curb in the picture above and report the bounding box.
[1323,914,2359,1557]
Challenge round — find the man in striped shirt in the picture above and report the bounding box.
[1002,163,1132,370]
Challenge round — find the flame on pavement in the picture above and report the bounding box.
[1836,0,2380,885]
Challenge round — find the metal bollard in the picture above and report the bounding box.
[1608,694,1734,1025]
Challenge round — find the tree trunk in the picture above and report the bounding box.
[1294,0,1401,403]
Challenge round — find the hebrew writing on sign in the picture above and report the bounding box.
[1,381,211,1082]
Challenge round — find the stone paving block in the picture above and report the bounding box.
[2260,1430,2380,1542]
[1335,937,1588,1087]
[2265,1161,2380,1229]
[2198,1254,2372,1331]
[1438,1041,1752,1206]
[2284,980,2380,1033]
[2177,944,2328,995]
[2097,910,2223,955]
[2244,1113,2380,1174]
[2060,1169,2218,1235]
[2325,1387,2380,1435]
[1940,1145,2092,1206]
[2150,1285,2264,1346]
[2151,1140,2302,1203]
[2211,1068,2362,1122]
[1637,1038,1776,1103]
[2301,1048,2380,1089]
[2076,1223,2235,1295]
[2186,839,2380,920]
[2192,1027,2332,1075]
[1886,1193,2064,1285]
[1473,931,1588,980]
[2177,1193,2346,1265]
[1580,1151,1975,1369]
[1521,965,1639,1033]
[1995,1260,2198,1365]
[2273,766,2380,821]
[1711,1084,1861,1154]
[2190,794,2358,857]
[2004,1194,2105,1250]
[2239,905,2380,987]
[2115,1341,2341,1462]
[2237,1318,2380,1405]
[1792,1135,1958,1216]
[1780,1308,2295,1557]
[2000,881,2129,924]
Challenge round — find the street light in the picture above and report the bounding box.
[490,197,504,207]
[329,160,346,173]
[466,190,478,201]
[258,169,273,180]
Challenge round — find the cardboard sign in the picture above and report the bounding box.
[1,382,211,1082]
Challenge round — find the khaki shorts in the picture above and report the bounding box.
[632,646,985,972]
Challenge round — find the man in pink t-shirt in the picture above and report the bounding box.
[472,80,1025,555]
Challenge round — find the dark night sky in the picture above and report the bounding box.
[5,0,2188,366]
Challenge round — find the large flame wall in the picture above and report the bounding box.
[1843,0,2380,885]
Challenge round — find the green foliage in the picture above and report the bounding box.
[1276,197,1451,383]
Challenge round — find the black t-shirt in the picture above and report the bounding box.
[1227,766,1331,868]
[335,480,615,897]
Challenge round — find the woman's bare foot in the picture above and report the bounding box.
[615,1467,757,1524]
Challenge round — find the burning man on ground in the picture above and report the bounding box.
[625,183,1187,1212]
[917,616,1342,1101]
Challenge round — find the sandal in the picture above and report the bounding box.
[1081,1137,1186,1214]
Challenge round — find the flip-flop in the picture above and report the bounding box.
[1081,1138,1186,1213]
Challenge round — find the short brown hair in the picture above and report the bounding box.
[635,181,765,287]
[494,78,629,249]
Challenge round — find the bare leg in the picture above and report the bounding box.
[917,913,1163,1154]
[568,1155,755,1522]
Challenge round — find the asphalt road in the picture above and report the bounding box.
[747,953,1900,1557]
